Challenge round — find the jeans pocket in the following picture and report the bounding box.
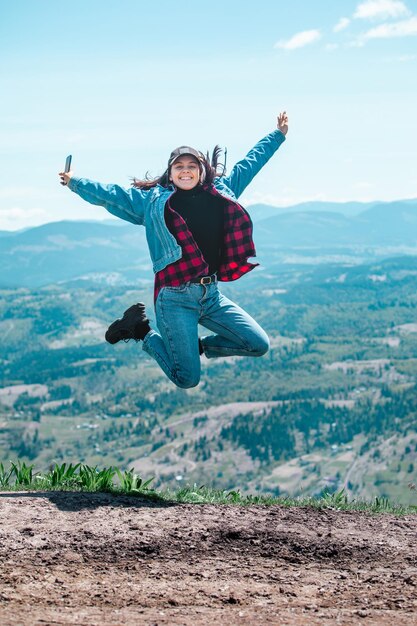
[163,283,189,294]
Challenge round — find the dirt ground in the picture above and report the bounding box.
[0,492,416,626]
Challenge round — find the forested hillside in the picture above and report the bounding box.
[1,247,417,503]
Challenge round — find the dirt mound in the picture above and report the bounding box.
[0,492,416,625]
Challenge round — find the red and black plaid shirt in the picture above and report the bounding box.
[154,183,258,303]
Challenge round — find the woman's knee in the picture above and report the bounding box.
[250,333,270,357]
[174,369,201,389]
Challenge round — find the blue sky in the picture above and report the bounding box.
[1,0,416,230]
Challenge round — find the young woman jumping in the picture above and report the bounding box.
[59,112,288,388]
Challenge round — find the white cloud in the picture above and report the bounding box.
[0,207,46,219]
[334,17,351,32]
[362,16,417,39]
[353,0,410,20]
[325,43,339,51]
[0,207,47,231]
[274,29,321,51]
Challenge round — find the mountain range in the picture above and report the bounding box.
[1,198,416,287]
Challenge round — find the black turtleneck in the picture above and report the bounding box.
[168,185,225,274]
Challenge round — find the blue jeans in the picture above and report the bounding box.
[142,282,269,388]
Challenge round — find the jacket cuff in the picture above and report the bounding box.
[67,176,80,191]
[273,128,286,143]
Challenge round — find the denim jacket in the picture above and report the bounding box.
[68,129,286,273]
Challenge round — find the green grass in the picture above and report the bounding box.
[1,460,416,515]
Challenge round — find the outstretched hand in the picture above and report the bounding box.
[277,111,288,135]
[58,171,73,186]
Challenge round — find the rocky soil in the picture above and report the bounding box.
[0,491,416,625]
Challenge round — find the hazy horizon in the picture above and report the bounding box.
[2,194,417,233]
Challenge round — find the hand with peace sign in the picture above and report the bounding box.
[277,111,289,135]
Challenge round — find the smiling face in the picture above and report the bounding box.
[169,155,201,190]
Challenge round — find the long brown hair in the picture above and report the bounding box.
[132,145,226,190]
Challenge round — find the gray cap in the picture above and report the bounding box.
[168,146,201,167]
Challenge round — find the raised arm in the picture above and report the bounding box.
[222,112,288,199]
[58,170,147,226]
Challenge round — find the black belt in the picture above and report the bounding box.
[189,274,217,285]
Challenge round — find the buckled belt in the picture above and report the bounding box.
[190,274,217,285]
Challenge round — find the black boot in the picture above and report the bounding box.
[105,303,150,345]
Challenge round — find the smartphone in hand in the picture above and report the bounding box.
[64,154,72,173]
